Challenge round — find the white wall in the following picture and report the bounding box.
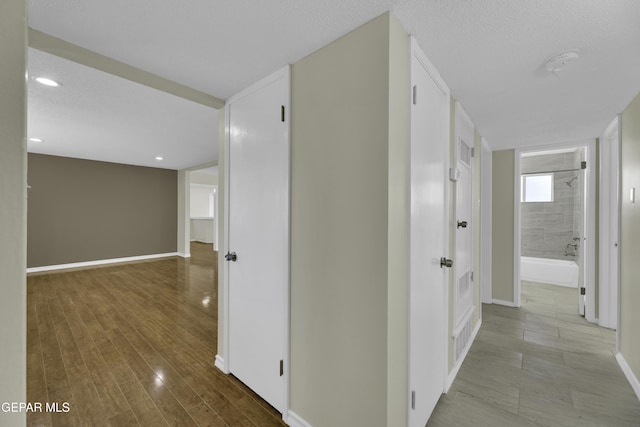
[190,184,215,218]
[177,170,191,257]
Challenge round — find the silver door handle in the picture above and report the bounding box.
[440,257,453,268]
[225,252,237,262]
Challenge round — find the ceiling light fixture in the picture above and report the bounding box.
[29,138,43,143]
[33,76,62,87]
[545,50,581,73]
[155,156,164,161]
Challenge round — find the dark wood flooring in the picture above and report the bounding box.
[27,242,287,426]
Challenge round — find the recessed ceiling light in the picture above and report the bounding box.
[33,77,61,87]
[29,138,43,142]
[155,156,164,161]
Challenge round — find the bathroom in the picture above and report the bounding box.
[520,148,584,288]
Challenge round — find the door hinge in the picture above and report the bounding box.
[470,271,474,282]
[411,390,416,410]
[580,287,586,295]
[581,161,587,169]
[412,85,417,105]
[281,105,285,122]
[279,359,284,376]
[471,147,475,158]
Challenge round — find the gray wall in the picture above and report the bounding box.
[492,150,515,302]
[620,91,640,385]
[520,152,581,260]
[290,13,409,426]
[0,1,27,425]
[28,153,177,267]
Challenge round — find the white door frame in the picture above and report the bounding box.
[599,116,620,330]
[515,139,597,321]
[453,102,475,327]
[221,66,290,418]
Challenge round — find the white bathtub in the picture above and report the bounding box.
[520,256,579,288]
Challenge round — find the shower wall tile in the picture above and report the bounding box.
[521,152,580,260]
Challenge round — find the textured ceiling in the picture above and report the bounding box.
[28,0,640,164]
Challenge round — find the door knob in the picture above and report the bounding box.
[224,252,237,262]
[457,220,468,229]
[440,257,453,268]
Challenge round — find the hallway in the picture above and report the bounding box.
[428,281,640,426]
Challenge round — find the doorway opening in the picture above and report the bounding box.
[516,141,596,322]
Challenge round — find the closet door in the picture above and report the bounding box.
[408,38,450,427]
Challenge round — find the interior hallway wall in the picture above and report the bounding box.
[0,1,27,425]
[28,153,177,268]
[492,150,516,303]
[620,90,640,387]
[472,129,482,325]
[290,12,410,427]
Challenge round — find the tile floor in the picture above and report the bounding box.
[427,280,640,427]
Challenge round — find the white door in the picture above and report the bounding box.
[225,68,289,413]
[409,39,450,427]
[599,119,619,329]
[454,105,474,329]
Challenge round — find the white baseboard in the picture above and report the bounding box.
[446,320,481,392]
[214,354,227,373]
[177,252,191,258]
[284,410,313,427]
[522,278,577,288]
[492,298,517,307]
[26,252,179,273]
[616,352,640,402]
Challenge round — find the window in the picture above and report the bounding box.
[521,173,554,202]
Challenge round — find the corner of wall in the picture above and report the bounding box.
[491,150,516,304]
[0,1,27,424]
[620,90,640,390]
[472,130,482,327]
[217,107,226,361]
[386,12,411,427]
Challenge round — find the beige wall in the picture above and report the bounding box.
[472,130,482,326]
[27,154,177,267]
[491,150,515,302]
[190,171,218,185]
[291,13,410,426]
[620,91,640,380]
[216,109,226,360]
[0,1,27,425]
[386,15,410,426]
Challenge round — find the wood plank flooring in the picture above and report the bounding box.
[428,280,640,427]
[27,242,286,427]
